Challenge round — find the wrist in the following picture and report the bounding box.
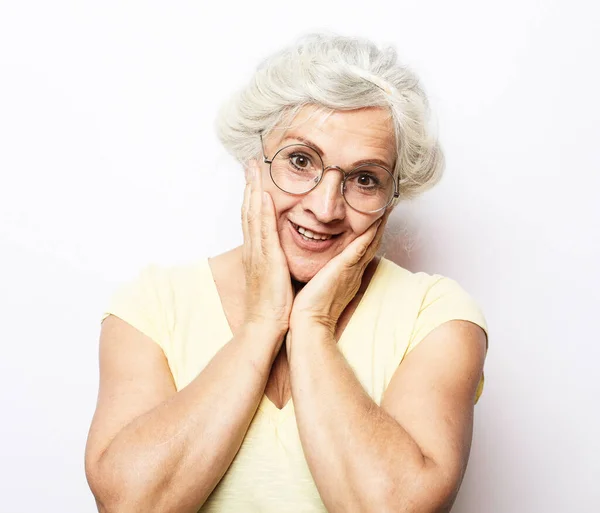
[288,319,335,352]
[243,319,288,337]
[287,322,336,371]
[290,313,335,336]
[242,319,287,348]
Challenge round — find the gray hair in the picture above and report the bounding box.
[215,33,444,202]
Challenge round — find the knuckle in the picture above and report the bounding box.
[260,222,270,240]
[246,211,258,224]
[357,241,370,257]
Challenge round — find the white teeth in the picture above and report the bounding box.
[295,224,333,241]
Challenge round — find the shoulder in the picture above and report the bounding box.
[375,258,473,304]
[375,257,488,355]
[379,257,484,303]
[122,258,211,301]
[377,258,488,403]
[102,258,210,334]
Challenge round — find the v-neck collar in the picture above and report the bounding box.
[204,257,387,415]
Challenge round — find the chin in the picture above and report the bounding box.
[280,224,349,283]
[286,255,327,284]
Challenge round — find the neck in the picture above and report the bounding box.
[292,279,306,295]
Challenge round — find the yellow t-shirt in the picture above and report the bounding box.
[102,257,488,512]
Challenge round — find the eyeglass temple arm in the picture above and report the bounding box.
[259,133,273,164]
[394,170,402,197]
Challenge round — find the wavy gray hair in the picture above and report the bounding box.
[215,33,444,202]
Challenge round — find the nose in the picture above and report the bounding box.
[300,166,346,223]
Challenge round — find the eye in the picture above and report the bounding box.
[289,153,312,170]
[354,173,379,188]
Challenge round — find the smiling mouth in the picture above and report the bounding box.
[290,222,341,241]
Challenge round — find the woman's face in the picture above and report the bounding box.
[256,105,396,283]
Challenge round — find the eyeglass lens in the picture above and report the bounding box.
[270,144,394,212]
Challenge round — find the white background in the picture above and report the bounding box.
[1,1,599,512]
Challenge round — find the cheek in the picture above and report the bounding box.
[350,219,374,236]
[347,213,381,240]
[263,182,295,216]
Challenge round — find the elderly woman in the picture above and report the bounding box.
[85,33,488,513]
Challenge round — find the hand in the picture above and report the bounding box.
[241,160,294,339]
[290,211,390,334]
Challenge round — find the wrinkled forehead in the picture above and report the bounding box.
[268,105,396,170]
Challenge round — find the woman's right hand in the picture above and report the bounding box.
[241,159,294,341]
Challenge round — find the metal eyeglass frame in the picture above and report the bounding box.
[259,133,399,214]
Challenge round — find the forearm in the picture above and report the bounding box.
[288,324,437,513]
[97,324,283,513]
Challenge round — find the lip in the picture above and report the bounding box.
[290,221,340,237]
[288,220,339,252]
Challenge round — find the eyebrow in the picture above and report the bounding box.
[279,135,394,170]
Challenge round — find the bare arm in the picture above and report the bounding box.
[288,217,486,512]
[85,315,284,513]
[288,319,486,513]
[86,160,294,512]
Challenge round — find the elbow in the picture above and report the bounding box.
[85,452,163,513]
[86,474,159,513]
[376,462,462,513]
[85,465,123,513]
[85,463,132,513]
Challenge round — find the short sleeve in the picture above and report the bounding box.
[407,276,489,403]
[101,265,173,353]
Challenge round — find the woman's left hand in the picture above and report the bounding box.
[290,211,390,335]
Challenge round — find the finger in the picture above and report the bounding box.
[244,160,252,185]
[242,181,251,244]
[351,212,390,267]
[356,208,390,262]
[367,211,390,256]
[339,222,379,267]
[242,161,258,243]
[248,161,263,244]
[260,191,279,250]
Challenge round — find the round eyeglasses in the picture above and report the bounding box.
[260,135,399,214]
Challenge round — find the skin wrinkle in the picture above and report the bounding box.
[86,38,473,513]
[260,105,396,284]
[216,36,445,204]
[276,135,394,171]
